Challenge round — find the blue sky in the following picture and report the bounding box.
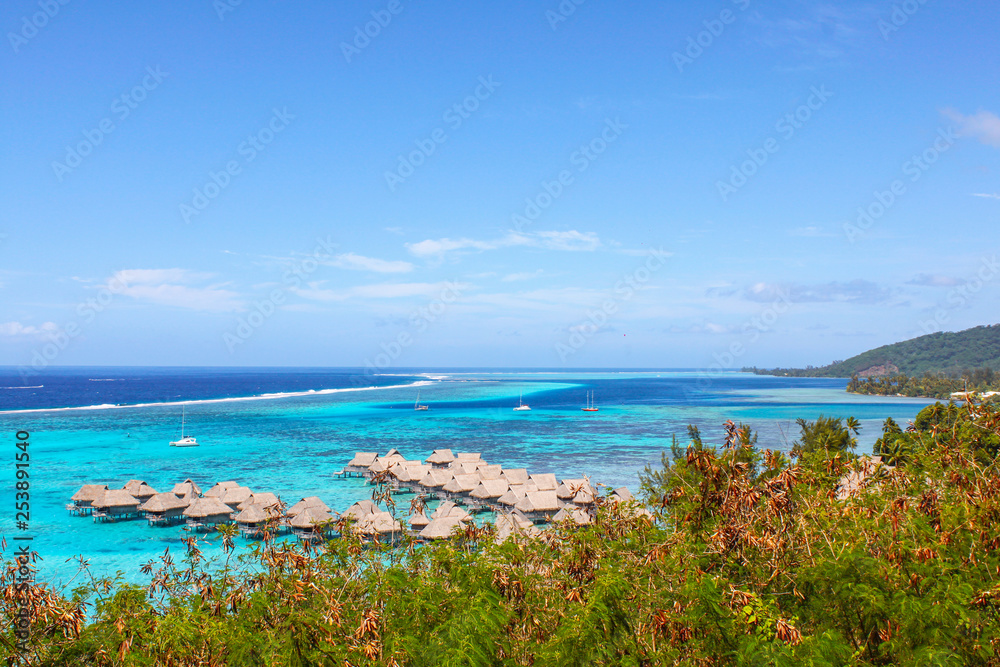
[2,0,999,370]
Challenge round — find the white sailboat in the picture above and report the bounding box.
[513,392,531,412]
[414,391,429,411]
[169,407,199,447]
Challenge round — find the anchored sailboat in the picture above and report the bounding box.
[414,391,429,411]
[169,407,199,447]
[582,390,599,412]
[513,392,531,412]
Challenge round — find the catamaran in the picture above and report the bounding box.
[582,390,599,412]
[513,392,531,412]
[169,407,199,447]
[414,391,429,411]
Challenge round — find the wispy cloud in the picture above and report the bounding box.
[942,108,1000,148]
[501,270,544,282]
[406,230,601,259]
[743,279,896,305]
[110,269,243,312]
[907,273,962,287]
[329,253,414,273]
[971,193,1000,200]
[0,321,59,338]
[292,281,469,302]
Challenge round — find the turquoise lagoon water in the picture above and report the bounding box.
[0,369,934,589]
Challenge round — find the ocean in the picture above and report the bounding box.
[0,367,934,588]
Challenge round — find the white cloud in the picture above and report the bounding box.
[971,193,1000,200]
[110,269,243,312]
[292,281,468,303]
[330,253,414,274]
[788,225,835,237]
[502,270,544,282]
[0,321,59,337]
[406,230,602,259]
[943,108,1000,148]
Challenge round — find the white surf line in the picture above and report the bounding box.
[0,379,436,415]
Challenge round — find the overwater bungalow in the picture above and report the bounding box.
[203,481,240,498]
[67,484,109,515]
[468,479,509,509]
[552,506,594,526]
[529,473,558,491]
[571,482,597,506]
[171,479,202,499]
[234,503,284,538]
[454,452,483,463]
[92,490,141,522]
[476,464,503,480]
[431,501,472,522]
[425,449,454,468]
[221,486,253,510]
[610,487,633,503]
[287,496,331,517]
[122,480,157,502]
[183,496,235,531]
[238,492,280,511]
[344,452,378,476]
[418,515,470,541]
[408,510,431,531]
[354,511,404,543]
[514,490,561,522]
[441,473,480,499]
[501,468,530,486]
[556,479,589,501]
[141,492,189,526]
[496,483,537,509]
[289,506,336,541]
[495,511,539,542]
[341,499,379,520]
[451,461,481,476]
[416,469,452,494]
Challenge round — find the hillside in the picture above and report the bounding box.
[749,324,1000,378]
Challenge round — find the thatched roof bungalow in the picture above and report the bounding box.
[354,511,404,541]
[235,503,284,537]
[409,510,431,529]
[431,501,471,522]
[441,473,480,497]
[476,464,503,480]
[122,480,157,501]
[171,479,202,498]
[553,506,594,526]
[70,484,108,510]
[183,496,234,528]
[425,449,454,467]
[203,481,239,498]
[345,452,378,474]
[290,506,337,540]
[92,489,141,520]
[556,479,588,500]
[470,479,509,501]
[515,490,561,521]
[419,515,470,541]
[416,469,452,491]
[341,499,379,520]
[238,492,280,511]
[501,468,529,486]
[221,486,253,510]
[141,492,189,525]
[529,473,558,491]
[495,511,540,542]
[286,496,331,517]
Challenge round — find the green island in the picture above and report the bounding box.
[5,404,1000,665]
[745,324,1000,399]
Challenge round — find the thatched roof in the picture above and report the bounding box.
[235,503,282,525]
[556,479,588,500]
[71,484,108,502]
[431,501,471,521]
[341,499,379,520]
[455,452,482,462]
[347,452,379,468]
[501,468,529,486]
[171,479,202,498]
[477,464,503,480]
[515,490,561,514]
[289,506,335,529]
[425,449,454,465]
[183,496,234,519]
[442,473,479,494]
[417,469,452,488]
[495,511,539,542]
[368,459,389,474]
[452,461,481,475]
[140,492,188,513]
[384,448,401,457]
[93,489,140,509]
[239,492,280,511]
[122,480,157,499]
[419,515,469,540]
[286,496,330,517]
[203,481,239,498]
[222,486,253,507]
[553,506,593,525]
[611,487,633,503]
[409,510,431,528]
[470,479,509,500]
[529,473,558,491]
[572,484,597,506]
[355,511,403,536]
